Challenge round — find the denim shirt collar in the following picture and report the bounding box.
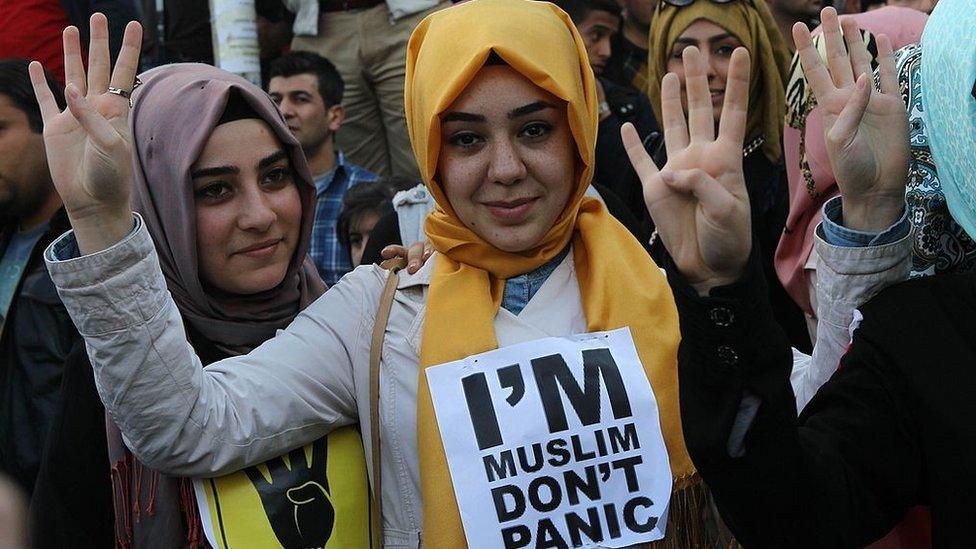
[501,245,571,316]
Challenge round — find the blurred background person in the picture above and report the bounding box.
[0,59,79,498]
[286,0,451,178]
[337,178,400,267]
[268,51,378,285]
[603,0,654,93]
[0,0,136,84]
[551,0,661,227]
[768,0,822,51]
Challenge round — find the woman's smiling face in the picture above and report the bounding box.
[437,65,578,253]
[191,119,303,295]
[666,19,746,125]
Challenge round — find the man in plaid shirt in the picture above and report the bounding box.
[604,0,654,93]
[269,51,378,286]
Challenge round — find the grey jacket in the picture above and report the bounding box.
[789,230,912,411]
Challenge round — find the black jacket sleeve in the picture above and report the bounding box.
[669,253,920,548]
[29,344,114,549]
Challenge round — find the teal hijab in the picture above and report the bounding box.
[921,0,976,242]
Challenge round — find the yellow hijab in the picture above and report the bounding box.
[647,0,791,163]
[406,0,690,545]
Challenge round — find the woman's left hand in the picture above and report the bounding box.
[381,241,433,274]
[623,46,752,296]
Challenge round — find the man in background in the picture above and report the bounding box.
[268,51,378,286]
[768,0,822,50]
[553,0,660,227]
[603,0,654,93]
[285,0,451,178]
[0,59,79,496]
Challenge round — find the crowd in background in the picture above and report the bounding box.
[1,0,969,547]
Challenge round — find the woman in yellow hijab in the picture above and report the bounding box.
[35,0,733,547]
[646,0,812,352]
[408,0,726,546]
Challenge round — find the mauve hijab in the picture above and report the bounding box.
[107,63,325,548]
[129,63,325,354]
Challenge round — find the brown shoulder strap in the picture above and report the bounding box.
[370,257,406,547]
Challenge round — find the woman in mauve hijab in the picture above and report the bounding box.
[29,61,369,548]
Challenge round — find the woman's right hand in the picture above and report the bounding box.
[29,14,143,254]
[792,8,908,232]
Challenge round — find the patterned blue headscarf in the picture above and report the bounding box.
[920,0,976,246]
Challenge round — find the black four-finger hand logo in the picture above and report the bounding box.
[245,437,335,548]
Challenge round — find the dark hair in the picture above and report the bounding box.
[217,90,260,125]
[859,0,886,11]
[267,51,344,107]
[548,0,621,25]
[336,179,406,253]
[0,59,65,133]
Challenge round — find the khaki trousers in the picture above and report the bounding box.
[292,1,450,178]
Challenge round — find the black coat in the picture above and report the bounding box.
[592,76,661,225]
[649,149,811,353]
[0,209,82,495]
[29,323,227,548]
[670,252,976,548]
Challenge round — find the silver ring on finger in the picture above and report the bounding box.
[106,86,133,107]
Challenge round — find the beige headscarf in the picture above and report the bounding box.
[647,0,791,163]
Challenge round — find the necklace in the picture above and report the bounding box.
[742,135,765,158]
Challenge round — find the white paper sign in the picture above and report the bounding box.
[426,328,672,549]
[210,0,261,78]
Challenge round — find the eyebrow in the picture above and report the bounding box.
[258,149,289,170]
[509,101,556,119]
[191,149,288,180]
[674,33,734,46]
[268,90,312,100]
[441,100,556,124]
[441,111,485,123]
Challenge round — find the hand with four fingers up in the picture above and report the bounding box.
[28,14,143,254]
[623,46,753,296]
[792,7,909,232]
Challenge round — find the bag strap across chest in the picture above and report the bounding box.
[369,257,407,546]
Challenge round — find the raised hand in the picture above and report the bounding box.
[792,7,908,232]
[624,46,752,296]
[28,14,142,254]
[244,438,335,548]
